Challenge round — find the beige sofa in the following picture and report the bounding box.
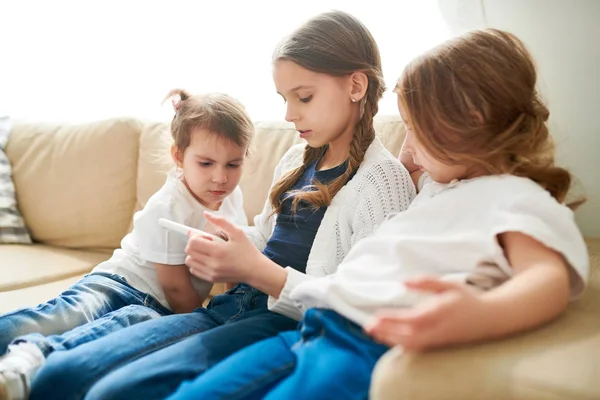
[1,117,598,399]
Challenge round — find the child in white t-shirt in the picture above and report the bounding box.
[166,29,589,400]
[0,89,253,397]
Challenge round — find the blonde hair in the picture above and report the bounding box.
[164,89,254,154]
[395,28,581,207]
[268,11,385,214]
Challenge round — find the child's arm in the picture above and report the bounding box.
[366,231,571,351]
[477,232,571,336]
[155,263,206,313]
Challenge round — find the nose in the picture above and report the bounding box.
[285,103,299,123]
[212,167,227,184]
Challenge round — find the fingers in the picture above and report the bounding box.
[365,300,450,351]
[368,305,439,333]
[186,256,210,281]
[185,234,221,258]
[186,254,221,282]
[213,229,229,242]
[367,313,440,351]
[204,212,239,238]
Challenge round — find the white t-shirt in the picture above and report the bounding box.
[290,174,589,326]
[93,169,247,310]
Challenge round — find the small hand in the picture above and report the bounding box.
[365,277,489,352]
[185,212,261,283]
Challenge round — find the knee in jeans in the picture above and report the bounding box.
[31,352,82,396]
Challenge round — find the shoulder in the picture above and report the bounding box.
[472,174,541,192]
[278,144,306,171]
[481,175,588,296]
[466,175,553,206]
[144,169,181,205]
[137,171,193,223]
[359,137,403,172]
[460,175,578,241]
[352,138,410,187]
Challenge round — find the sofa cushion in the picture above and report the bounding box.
[6,118,143,250]
[0,274,85,314]
[0,245,110,293]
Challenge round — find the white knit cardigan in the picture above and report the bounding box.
[242,137,415,320]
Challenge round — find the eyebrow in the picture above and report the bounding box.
[277,85,315,95]
[194,156,245,163]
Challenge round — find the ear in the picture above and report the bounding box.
[349,72,369,102]
[171,143,183,167]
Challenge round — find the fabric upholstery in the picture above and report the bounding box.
[6,118,142,250]
[370,238,600,400]
[0,244,110,292]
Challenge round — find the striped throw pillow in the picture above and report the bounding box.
[0,116,32,244]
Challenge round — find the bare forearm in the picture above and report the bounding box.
[164,288,204,313]
[480,263,570,339]
[244,255,288,298]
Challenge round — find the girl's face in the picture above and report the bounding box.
[398,101,467,184]
[273,60,358,150]
[172,128,246,210]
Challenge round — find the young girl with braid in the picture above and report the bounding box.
[30,10,415,400]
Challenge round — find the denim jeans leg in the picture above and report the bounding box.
[167,330,301,400]
[0,273,151,355]
[263,309,390,400]
[38,304,165,353]
[30,309,223,400]
[83,301,298,400]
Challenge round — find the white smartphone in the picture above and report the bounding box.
[157,218,226,243]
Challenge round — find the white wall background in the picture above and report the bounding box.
[439,0,600,237]
[0,0,449,123]
[3,0,595,235]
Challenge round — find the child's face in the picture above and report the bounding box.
[398,102,467,183]
[173,129,246,210]
[273,60,356,149]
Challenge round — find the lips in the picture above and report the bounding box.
[209,190,226,196]
[298,129,312,139]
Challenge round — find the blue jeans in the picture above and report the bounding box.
[168,309,390,400]
[0,272,169,356]
[30,284,299,400]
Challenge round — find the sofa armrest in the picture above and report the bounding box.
[370,305,600,400]
[371,238,600,400]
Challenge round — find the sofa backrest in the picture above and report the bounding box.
[7,116,407,251]
[8,118,144,250]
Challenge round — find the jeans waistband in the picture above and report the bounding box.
[228,283,264,295]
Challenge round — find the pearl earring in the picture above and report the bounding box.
[351,98,357,103]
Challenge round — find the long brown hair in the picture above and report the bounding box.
[269,11,385,214]
[164,89,254,154]
[396,28,580,206]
